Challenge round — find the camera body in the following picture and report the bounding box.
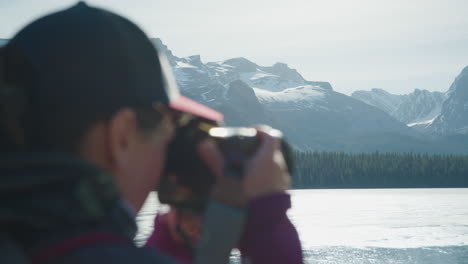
[157,116,293,212]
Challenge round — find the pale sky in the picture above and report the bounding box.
[1,0,467,95]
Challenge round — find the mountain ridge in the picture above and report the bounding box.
[151,38,465,153]
[1,37,465,153]
[430,65,468,135]
[352,88,447,127]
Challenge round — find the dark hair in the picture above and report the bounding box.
[0,47,162,154]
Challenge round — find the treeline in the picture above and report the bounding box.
[291,151,468,189]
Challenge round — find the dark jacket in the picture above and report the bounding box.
[0,153,178,264]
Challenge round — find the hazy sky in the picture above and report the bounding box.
[1,0,467,95]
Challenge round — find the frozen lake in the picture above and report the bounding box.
[137,188,468,264]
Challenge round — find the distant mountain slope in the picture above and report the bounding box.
[352,88,446,127]
[396,89,446,125]
[2,37,464,153]
[352,88,403,114]
[430,66,468,135]
[150,38,457,153]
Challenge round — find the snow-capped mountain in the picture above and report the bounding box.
[151,38,434,152]
[351,88,403,114]
[352,65,468,138]
[0,37,465,153]
[397,89,446,127]
[351,88,446,126]
[430,66,468,135]
[206,57,332,93]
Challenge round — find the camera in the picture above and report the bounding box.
[157,114,293,212]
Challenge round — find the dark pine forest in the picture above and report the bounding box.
[291,151,468,189]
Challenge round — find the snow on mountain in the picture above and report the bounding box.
[407,116,436,126]
[253,85,327,112]
[430,66,468,135]
[205,57,315,92]
[149,38,459,152]
[241,71,302,92]
[352,88,446,126]
[151,39,215,92]
[393,89,446,124]
[352,88,402,114]
[0,37,464,152]
[151,38,332,94]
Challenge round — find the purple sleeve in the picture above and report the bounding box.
[144,214,192,264]
[238,192,303,264]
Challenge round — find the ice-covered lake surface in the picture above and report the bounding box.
[136,188,468,264]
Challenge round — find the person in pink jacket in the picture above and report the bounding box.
[145,138,303,264]
[146,192,302,264]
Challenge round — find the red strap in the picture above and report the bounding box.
[31,232,131,264]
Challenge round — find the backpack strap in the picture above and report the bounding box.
[30,232,131,264]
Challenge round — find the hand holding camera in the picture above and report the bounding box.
[197,126,291,208]
[157,115,293,212]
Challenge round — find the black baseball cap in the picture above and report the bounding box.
[3,1,223,122]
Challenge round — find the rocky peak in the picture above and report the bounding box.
[370,88,392,95]
[306,81,334,91]
[150,38,178,66]
[448,65,468,95]
[352,87,448,126]
[263,62,305,82]
[351,88,403,114]
[223,57,258,72]
[411,89,441,98]
[225,80,263,113]
[186,55,203,66]
[227,80,257,98]
[413,88,423,94]
[430,65,468,134]
[271,62,289,69]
